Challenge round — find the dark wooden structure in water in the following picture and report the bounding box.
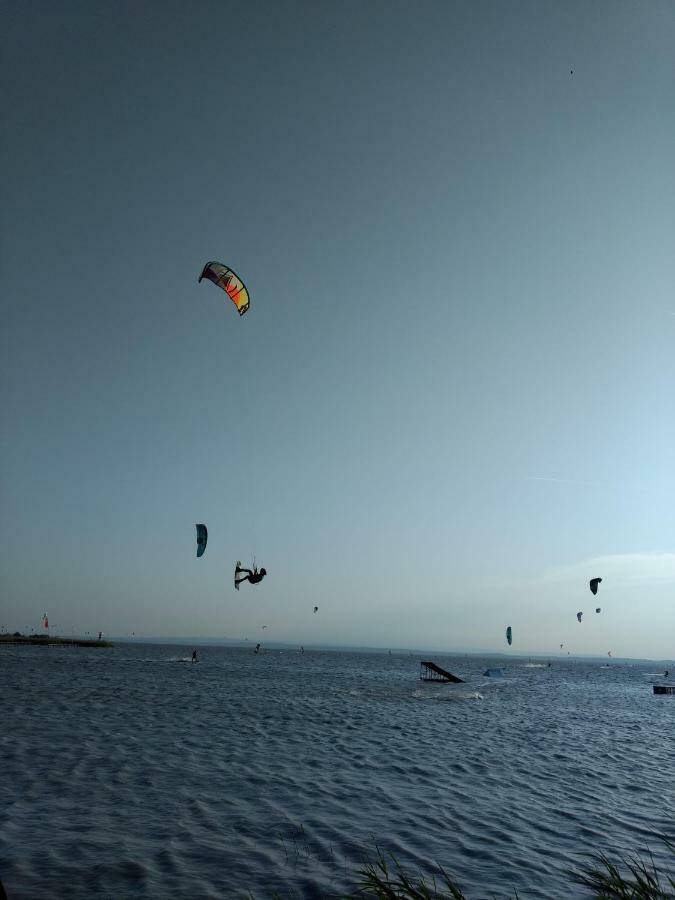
[420,661,464,684]
[653,685,675,695]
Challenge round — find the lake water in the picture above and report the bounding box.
[1,643,673,899]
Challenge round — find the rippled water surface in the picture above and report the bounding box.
[1,643,673,899]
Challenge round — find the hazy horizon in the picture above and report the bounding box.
[4,632,670,665]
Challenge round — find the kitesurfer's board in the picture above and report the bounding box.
[234,561,241,590]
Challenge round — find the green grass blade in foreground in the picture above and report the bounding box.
[349,845,472,899]
[572,839,675,900]
[247,836,674,898]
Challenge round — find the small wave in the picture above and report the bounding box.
[413,688,483,702]
[444,690,483,701]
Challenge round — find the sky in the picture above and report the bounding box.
[2,0,674,658]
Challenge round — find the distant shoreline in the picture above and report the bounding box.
[0,635,113,648]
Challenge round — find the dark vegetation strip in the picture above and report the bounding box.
[249,839,675,899]
[0,636,113,647]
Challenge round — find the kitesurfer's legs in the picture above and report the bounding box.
[235,574,252,586]
[236,566,253,577]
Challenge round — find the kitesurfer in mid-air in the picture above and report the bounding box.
[235,562,267,589]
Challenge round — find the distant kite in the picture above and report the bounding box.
[577,611,583,623]
[589,577,602,595]
[313,606,318,613]
[608,651,612,657]
[195,524,208,558]
[506,625,512,646]
[199,262,250,316]
[560,643,564,649]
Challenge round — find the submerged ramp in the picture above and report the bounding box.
[420,661,464,684]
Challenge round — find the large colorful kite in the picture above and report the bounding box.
[199,262,250,316]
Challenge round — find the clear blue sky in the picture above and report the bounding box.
[2,0,674,657]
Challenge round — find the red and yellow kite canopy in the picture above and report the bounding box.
[199,262,250,316]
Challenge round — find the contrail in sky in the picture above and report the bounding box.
[527,476,603,486]
[529,476,579,483]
